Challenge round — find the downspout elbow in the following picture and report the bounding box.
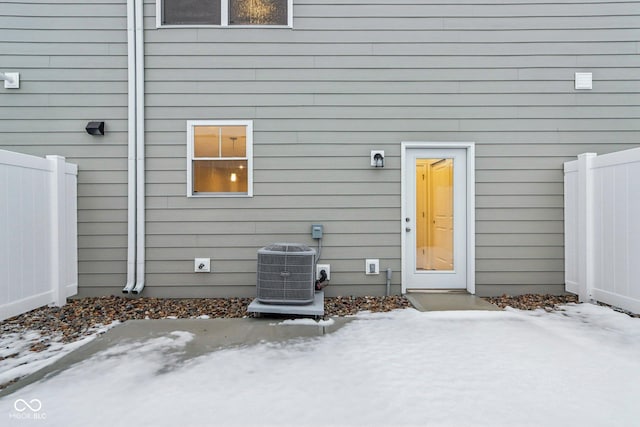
[132,280,145,294]
[123,281,135,294]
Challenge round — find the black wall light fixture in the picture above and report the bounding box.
[371,150,385,168]
[86,121,105,136]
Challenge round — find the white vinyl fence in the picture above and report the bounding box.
[0,149,78,321]
[564,147,640,314]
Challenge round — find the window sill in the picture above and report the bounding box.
[188,193,253,198]
[157,24,292,29]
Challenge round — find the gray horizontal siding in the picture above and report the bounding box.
[144,130,640,144]
[146,67,640,81]
[145,28,640,44]
[290,17,640,31]
[2,0,638,297]
[145,42,640,56]
[143,55,640,69]
[144,80,640,94]
[140,0,639,297]
[0,0,129,295]
[140,93,639,107]
[145,207,399,221]
[143,106,640,120]
[296,5,639,18]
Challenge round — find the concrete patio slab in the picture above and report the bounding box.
[0,317,352,398]
[406,292,501,312]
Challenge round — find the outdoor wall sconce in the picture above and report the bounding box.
[371,150,385,168]
[86,121,105,136]
[0,72,19,89]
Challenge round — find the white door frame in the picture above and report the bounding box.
[401,142,475,294]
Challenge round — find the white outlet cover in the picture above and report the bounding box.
[316,264,331,281]
[3,72,19,89]
[194,258,211,273]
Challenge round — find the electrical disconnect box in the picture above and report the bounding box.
[311,224,323,239]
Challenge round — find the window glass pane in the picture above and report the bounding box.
[415,158,454,271]
[229,0,288,25]
[194,126,220,158]
[221,126,247,157]
[163,0,221,25]
[193,160,248,193]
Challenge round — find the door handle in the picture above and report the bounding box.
[406,227,411,232]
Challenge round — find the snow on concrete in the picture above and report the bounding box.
[0,323,118,388]
[276,318,335,326]
[1,304,639,427]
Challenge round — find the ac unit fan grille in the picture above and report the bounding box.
[257,244,315,304]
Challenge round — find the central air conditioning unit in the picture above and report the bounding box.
[257,243,316,305]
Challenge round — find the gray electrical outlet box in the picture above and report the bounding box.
[311,224,323,239]
[365,259,380,275]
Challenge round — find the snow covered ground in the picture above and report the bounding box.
[0,323,117,388]
[1,303,639,427]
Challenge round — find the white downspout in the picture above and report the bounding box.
[132,0,145,294]
[122,0,136,293]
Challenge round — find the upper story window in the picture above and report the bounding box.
[186,120,253,197]
[159,0,292,27]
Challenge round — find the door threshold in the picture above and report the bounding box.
[405,293,501,312]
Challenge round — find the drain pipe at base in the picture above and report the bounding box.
[386,268,392,296]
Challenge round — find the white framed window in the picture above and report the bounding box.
[186,120,253,197]
[158,0,293,28]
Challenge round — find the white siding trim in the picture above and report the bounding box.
[221,0,229,26]
[155,0,161,28]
